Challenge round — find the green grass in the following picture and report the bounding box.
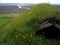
[0,13,20,17]
[0,17,10,27]
[0,13,17,27]
[0,13,20,26]
[0,4,60,45]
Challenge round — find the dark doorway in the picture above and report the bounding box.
[36,25,60,40]
[35,19,60,40]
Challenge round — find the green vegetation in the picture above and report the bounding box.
[0,17,10,27]
[0,13,18,27]
[0,13,20,17]
[0,4,60,45]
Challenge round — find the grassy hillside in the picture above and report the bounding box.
[0,4,60,45]
[0,17,10,27]
[0,13,19,27]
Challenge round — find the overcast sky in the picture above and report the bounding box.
[0,0,60,4]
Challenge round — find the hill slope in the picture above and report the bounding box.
[0,4,60,45]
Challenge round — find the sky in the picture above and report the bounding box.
[0,0,60,4]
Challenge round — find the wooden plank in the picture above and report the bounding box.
[39,23,52,29]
